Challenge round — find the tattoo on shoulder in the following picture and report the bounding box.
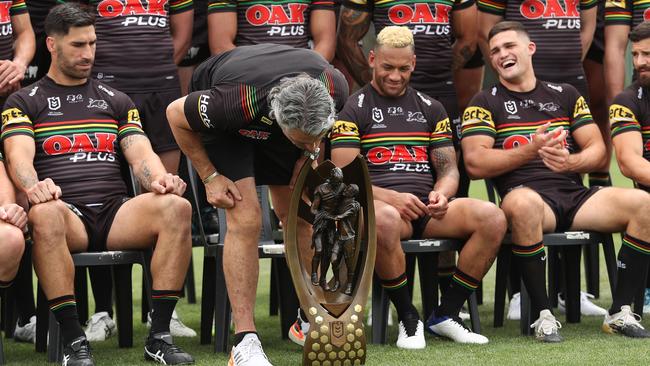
[341,7,369,26]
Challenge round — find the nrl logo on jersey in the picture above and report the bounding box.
[504,100,517,114]
[372,107,384,123]
[48,97,61,110]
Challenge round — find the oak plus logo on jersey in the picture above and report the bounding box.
[245,3,308,37]
[0,1,13,36]
[388,3,451,35]
[366,145,430,172]
[520,0,580,30]
[97,0,169,28]
[43,133,117,163]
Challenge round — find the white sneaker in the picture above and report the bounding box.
[396,319,426,349]
[603,305,650,338]
[84,311,116,342]
[426,316,488,344]
[530,309,562,342]
[558,292,607,316]
[507,292,521,320]
[14,315,36,343]
[147,310,197,338]
[229,333,273,366]
[459,309,471,321]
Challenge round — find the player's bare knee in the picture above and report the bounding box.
[473,202,507,241]
[501,189,544,222]
[228,212,262,238]
[28,200,68,232]
[159,195,192,225]
[0,226,25,266]
[375,204,401,233]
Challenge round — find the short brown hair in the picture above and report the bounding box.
[630,21,650,43]
[488,21,530,42]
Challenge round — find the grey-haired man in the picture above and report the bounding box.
[166,43,348,366]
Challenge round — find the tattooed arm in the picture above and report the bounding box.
[336,5,372,86]
[120,135,186,195]
[4,135,62,204]
[451,4,478,72]
[430,146,460,199]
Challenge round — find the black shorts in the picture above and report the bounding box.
[464,49,484,69]
[178,43,210,67]
[202,129,302,185]
[128,90,180,153]
[585,44,604,64]
[505,180,602,232]
[66,196,129,252]
[411,215,432,240]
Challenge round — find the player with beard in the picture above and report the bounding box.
[331,26,505,347]
[207,0,336,61]
[1,4,195,365]
[462,21,650,342]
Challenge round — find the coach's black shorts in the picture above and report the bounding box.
[202,130,302,185]
[66,196,130,252]
[505,180,602,232]
[178,43,210,68]
[464,49,485,69]
[411,215,432,240]
[128,90,180,153]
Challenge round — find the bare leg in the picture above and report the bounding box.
[0,222,25,282]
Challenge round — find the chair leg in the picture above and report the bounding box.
[467,292,481,334]
[417,252,438,319]
[520,279,532,336]
[201,256,217,345]
[185,254,197,304]
[584,243,600,298]
[74,267,89,325]
[35,285,48,353]
[47,311,62,363]
[275,258,299,339]
[113,264,134,348]
[2,286,15,339]
[476,281,484,305]
[634,264,649,317]
[214,247,231,353]
[493,246,510,328]
[547,246,559,309]
[371,275,389,345]
[0,328,4,365]
[269,260,279,316]
[602,234,618,297]
[562,246,581,324]
[141,277,149,324]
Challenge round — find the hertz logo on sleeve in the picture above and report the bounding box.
[1,108,30,127]
[462,107,494,127]
[609,104,636,123]
[332,121,359,136]
[573,96,591,118]
[434,117,451,133]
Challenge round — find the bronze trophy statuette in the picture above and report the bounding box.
[285,157,377,366]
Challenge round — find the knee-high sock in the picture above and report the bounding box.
[610,233,650,314]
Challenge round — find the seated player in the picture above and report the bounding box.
[0,151,27,291]
[331,26,506,347]
[462,21,650,342]
[1,4,194,365]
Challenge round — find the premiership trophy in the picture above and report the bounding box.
[285,156,376,366]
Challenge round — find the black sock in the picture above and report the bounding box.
[588,172,611,187]
[438,266,455,297]
[380,273,418,322]
[233,331,258,346]
[150,290,181,335]
[512,242,551,313]
[438,269,479,317]
[610,233,650,314]
[49,295,84,345]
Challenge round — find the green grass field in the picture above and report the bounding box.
[4,160,650,365]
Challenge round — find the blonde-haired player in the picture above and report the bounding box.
[330,26,505,347]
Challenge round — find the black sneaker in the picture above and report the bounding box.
[62,336,94,366]
[144,332,195,365]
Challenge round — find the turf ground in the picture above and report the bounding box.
[4,160,650,365]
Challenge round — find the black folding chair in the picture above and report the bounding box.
[371,238,481,344]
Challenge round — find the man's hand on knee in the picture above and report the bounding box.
[427,191,448,220]
[150,173,187,196]
[205,175,242,208]
[0,203,27,230]
[26,178,62,205]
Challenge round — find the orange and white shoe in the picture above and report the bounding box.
[288,309,310,346]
